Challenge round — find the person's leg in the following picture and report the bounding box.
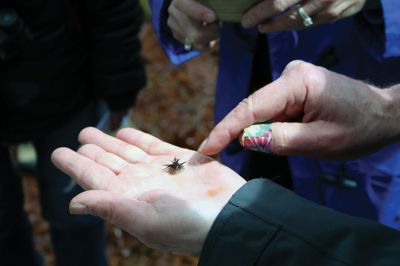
[34,102,108,266]
[0,144,41,266]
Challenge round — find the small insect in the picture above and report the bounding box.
[164,157,186,175]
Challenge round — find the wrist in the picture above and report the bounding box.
[377,85,400,144]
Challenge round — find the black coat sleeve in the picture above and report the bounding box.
[84,0,146,111]
[199,178,400,266]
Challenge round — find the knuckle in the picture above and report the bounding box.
[324,8,341,20]
[97,152,111,165]
[115,128,127,138]
[303,66,326,90]
[108,207,121,224]
[116,141,128,155]
[284,60,305,72]
[167,19,176,32]
[272,0,287,13]
[230,97,256,125]
[288,13,298,23]
[284,61,312,78]
[244,7,263,26]
[146,140,160,155]
[89,200,113,221]
[271,140,284,155]
[289,61,322,83]
[167,18,173,28]
[236,98,252,117]
[167,4,174,14]
[271,123,287,155]
[291,60,313,73]
[200,10,211,21]
[284,60,328,94]
[81,163,97,180]
[77,144,89,154]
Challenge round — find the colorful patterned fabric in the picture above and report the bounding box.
[240,124,273,154]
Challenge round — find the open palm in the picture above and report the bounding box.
[51,127,246,255]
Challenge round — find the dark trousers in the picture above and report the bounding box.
[0,103,108,266]
[245,34,292,188]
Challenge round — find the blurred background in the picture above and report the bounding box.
[17,2,218,265]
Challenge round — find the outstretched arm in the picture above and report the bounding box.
[51,127,400,265]
[199,60,400,159]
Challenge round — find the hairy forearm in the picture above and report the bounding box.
[378,84,400,145]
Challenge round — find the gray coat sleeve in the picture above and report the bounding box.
[198,178,400,266]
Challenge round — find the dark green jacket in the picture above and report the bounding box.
[199,179,400,265]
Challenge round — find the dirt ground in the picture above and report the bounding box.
[23,22,218,266]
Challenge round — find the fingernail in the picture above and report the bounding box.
[239,124,275,154]
[198,137,209,153]
[70,203,89,215]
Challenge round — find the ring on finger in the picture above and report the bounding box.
[297,6,313,27]
[184,38,193,51]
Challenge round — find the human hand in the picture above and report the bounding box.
[242,0,367,33]
[167,0,219,50]
[51,127,245,255]
[199,60,400,160]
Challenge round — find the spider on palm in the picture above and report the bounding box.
[164,158,186,175]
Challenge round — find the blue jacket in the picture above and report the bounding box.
[150,0,400,230]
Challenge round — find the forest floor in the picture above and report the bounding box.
[23,22,218,266]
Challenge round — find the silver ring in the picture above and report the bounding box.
[184,38,193,51]
[297,6,313,27]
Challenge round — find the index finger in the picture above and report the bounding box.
[51,147,124,192]
[199,74,305,155]
[116,128,180,156]
[173,0,216,22]
[78,127,149,163]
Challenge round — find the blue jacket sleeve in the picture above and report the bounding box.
[199,178,400,266]
[381,0,400,58]
[358,0,400,60]
[148,0,199,65]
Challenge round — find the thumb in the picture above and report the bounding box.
[271,122,318,155]
[271,120,344,158]
[199,75,305,155]
[70,190,149,234]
